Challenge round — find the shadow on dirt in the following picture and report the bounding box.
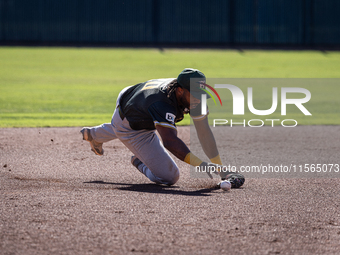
[84,180,218,196]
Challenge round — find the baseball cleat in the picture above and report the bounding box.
[131,155,143,171]
[222,172,245,189]
[80,127,104,156]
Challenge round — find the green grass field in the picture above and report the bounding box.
[0,47,339,127]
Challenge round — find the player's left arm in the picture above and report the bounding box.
[193,116,222,165]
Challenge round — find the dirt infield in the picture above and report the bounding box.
[1,126,340,255]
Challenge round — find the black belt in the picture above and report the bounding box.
[117,105,125,120]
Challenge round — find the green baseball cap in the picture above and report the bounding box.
[177,68,210,99]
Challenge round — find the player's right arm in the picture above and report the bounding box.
[148,101,193,162]
[155,125,190,161]
[149,101,218,177]
[156,125,219,179]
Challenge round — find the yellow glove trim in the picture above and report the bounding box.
[184,152,203,167]
[210,154,222,165]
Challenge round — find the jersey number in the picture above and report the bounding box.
[141,80,163,91]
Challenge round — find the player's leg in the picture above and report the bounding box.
[81,123,117,156]
[81,86,132,155]
[88,123,118,143]
[89,84,133,143]
[128,132,180,185]
[111,110,179,185]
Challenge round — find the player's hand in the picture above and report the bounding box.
[199,162,222,179]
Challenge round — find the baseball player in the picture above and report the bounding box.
[81,68,244,188]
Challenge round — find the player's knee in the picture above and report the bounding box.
[166,169,180,186]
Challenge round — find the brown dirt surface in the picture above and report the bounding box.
[1,126,340,255]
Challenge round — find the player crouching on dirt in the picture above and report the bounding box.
[81,68,244,188]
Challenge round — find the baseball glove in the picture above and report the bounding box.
[223,172,245,188]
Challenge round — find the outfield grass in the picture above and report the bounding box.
[0,47,339,127]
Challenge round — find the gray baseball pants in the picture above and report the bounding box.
[88,88,180,185]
